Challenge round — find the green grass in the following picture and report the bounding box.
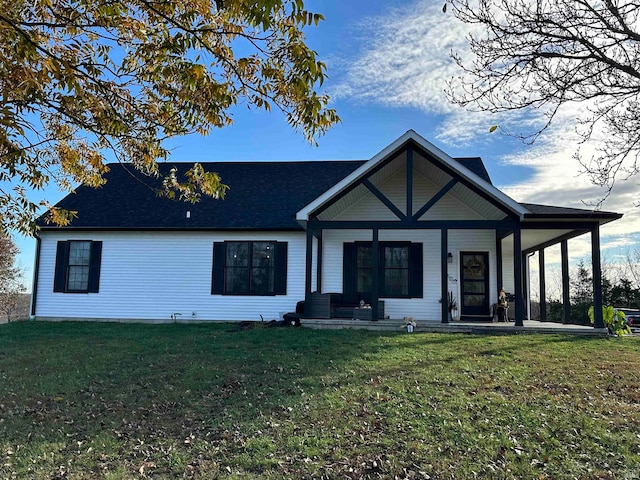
[0,322,639,479]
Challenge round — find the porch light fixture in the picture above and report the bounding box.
[447,252,453,264]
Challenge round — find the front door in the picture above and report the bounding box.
[460,252,490,319]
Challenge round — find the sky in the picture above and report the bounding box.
[10,0,640,290]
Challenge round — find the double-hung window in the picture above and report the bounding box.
[212,241,287,296]
[53,240,103,293]
[67,241,92,291]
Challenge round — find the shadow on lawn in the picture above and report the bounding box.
[0,322,407,472]
[0,321,630,478]
[368,329,594,360]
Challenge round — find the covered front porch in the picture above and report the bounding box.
[295,131,621,330]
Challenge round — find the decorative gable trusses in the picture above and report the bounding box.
[296,130,529,227]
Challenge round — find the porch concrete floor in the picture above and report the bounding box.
[300,318,608,336]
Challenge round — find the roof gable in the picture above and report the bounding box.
[296,130,528,223]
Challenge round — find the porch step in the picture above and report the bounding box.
[300,318,609,336]
[301,318,407,331]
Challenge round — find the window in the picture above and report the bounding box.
[212,241,287,296]
[54,240,102,293]
[224,241,275,295]
[67,241,91,291]
[383,245,410,296]
[356,245,373,293]
[356,242,410,297]
[344,242,422,301]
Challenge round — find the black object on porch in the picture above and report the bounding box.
[303,292,385,320]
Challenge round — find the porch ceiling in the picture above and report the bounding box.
[297,131,532,224]
[504,228,577,253]
[504,209,621,252]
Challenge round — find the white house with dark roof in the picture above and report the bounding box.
[31,131,621,328]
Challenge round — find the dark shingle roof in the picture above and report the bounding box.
[37,156,495,230]
[453,157,492,184]
[521,203,622,219]
[39,161,366,230]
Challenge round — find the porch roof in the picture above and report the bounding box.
[521,203,622,222]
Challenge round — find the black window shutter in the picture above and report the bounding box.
[410,243,423,298]
[53,241,69,292]
[274,242,288,295]
[343,243,357,304]
[88,241,102,293]
[212,242,226,294]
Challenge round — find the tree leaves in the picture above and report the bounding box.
[0,0,339,234]
[447,0,640,205]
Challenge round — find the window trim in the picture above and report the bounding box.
[212,241,287,296]
[53,240,102,294]
[66,240,92,293]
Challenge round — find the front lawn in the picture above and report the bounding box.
[0,322,638,479]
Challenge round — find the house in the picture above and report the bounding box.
[30,131,621,328]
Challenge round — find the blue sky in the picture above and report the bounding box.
[11,0,640,288]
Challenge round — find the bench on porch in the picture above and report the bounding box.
[305,292,385,320]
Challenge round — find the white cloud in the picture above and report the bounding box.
[333,0,640,256]
[330,2,468,115]
[330,0,533,144]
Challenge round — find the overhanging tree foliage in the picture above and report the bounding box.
[446,0,640,205]
[0,0,339,234]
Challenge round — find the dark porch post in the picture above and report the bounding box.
[513,226,524,326]
[371,229,380,322]
[591,224,605,329]
[539,249,547,322]
[561,240,571,324]
[304,227,314,314]
[316,230,323,293]
[522,253,529,320]
[496,235,503,295]
[406,146,413,218]
[441,228,449,323]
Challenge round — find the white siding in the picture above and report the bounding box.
[501,237,515,294]
[36,231,307,322]
[321,229,373,292]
